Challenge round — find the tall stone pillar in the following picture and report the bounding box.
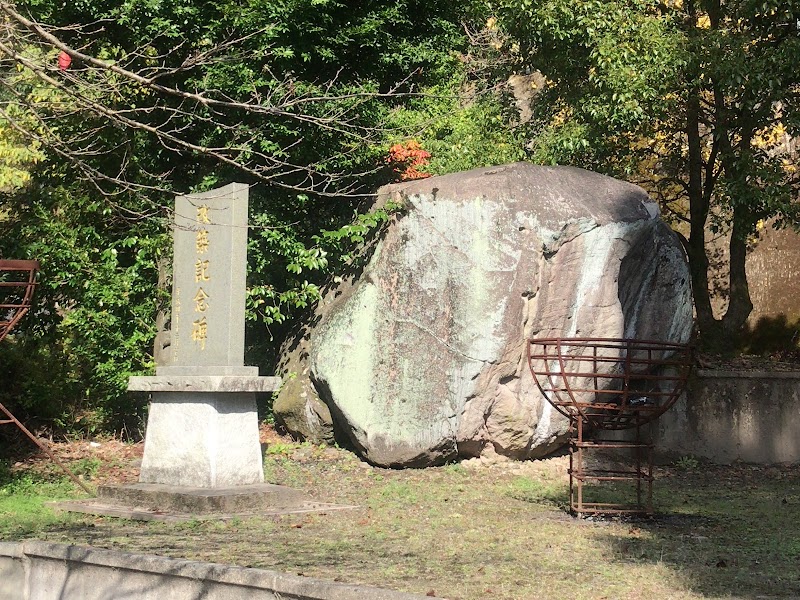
[129,183,280,488]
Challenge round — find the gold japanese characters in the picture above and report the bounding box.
[191,204,211,350]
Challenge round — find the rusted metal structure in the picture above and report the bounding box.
[0,260,40,343]
[527,337,692,516]
[0,260,92,494]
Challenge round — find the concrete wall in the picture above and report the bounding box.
[653,370,800,463]
[0,544,25,600]
[0,541,432,600]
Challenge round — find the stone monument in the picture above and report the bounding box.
[129,183,280,488]
[51,184,359,520]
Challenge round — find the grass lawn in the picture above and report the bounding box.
[1,432,799,600]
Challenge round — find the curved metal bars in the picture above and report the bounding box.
[0,260,40,343]
[528,337,692,430]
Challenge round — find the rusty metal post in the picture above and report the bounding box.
[0,403,92,494]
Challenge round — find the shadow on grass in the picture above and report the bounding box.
[589,465,800,598]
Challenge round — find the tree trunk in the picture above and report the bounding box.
[685,93,718,343]
[685,0,754,349]
[720,213,754,338]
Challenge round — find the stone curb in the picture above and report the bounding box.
[0,541,439,600]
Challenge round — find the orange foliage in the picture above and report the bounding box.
[387,140,431,181]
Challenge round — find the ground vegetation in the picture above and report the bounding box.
[1,427,799,600]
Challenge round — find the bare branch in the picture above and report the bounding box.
[0,2,433,200]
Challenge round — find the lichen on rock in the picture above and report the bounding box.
[274,163,693,467]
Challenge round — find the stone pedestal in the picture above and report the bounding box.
[129,373,280,488]
[140,393,260,487]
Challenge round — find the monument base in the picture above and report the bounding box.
[138,391,264,488]
[129,371,281,488]
[51,483,358,522]
[98,482,307,513]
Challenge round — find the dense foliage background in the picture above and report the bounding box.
[0,0,519,436]
[1,0,798,439]
[494,0,800,348]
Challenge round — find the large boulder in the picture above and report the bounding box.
[275,163,693,467]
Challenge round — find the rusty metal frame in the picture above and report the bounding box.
[528,337,692,516]
[0,260,92,495]
[0,260,39,344]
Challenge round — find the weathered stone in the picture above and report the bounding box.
[287,163,692,467]
[138,392,263,487]
[168,183,250,369]
[97,482,311,514]
[272,328,336,444]
[273,375,333,445]
[128,374,280,393]
[131,183,280,488]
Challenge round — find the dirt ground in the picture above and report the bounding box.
[4,422,800,600]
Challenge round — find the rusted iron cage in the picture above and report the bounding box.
[0,260,40,343]
[0,260,91,494]
[527,337,692,516]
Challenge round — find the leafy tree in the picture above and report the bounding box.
[494,0,800,349]
[389,89,527,176]
[0,122,41,189]
[0,0,477,434]
[0,183,166,434]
